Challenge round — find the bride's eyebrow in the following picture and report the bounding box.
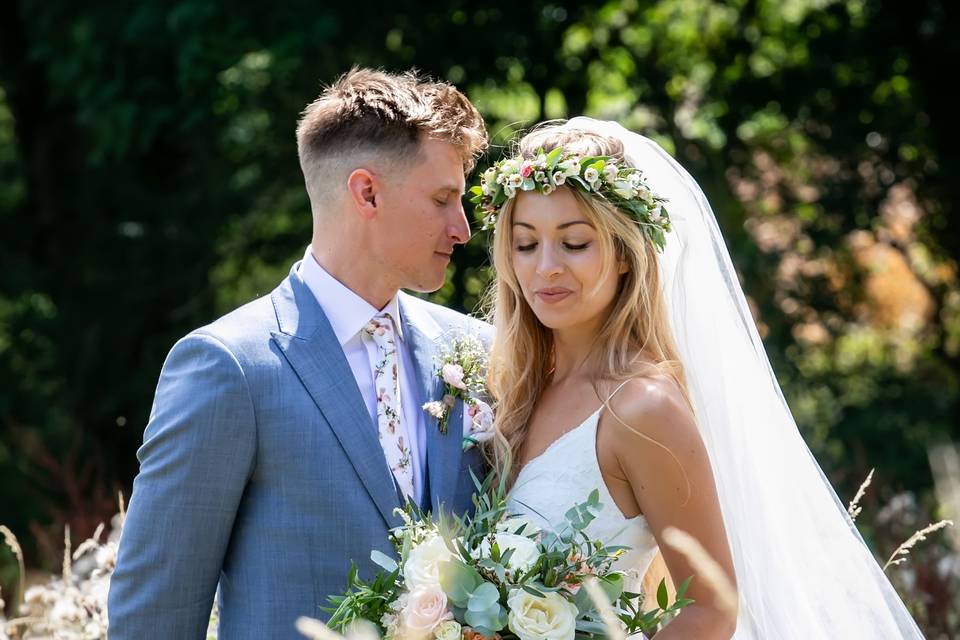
[512,220,593,230]
[556,220,593,230]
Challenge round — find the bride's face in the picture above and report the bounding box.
[510,188,624,333]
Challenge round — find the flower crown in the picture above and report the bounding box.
[469,146,672,251]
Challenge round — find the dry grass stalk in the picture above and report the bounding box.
[847,467,875,522]
[118,490,126,527]
[641,551,675,611]
[297,617,378,640]
[0,525,25,616]
[72,522,105,561]
[661,526,738,619]
[5,615,46,630]
[928,443,960,552]
[583,576,627,640]
[62,525,72,586]
[296,616,346,640]
[883,519,955,571]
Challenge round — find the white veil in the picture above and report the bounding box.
[567,117,924,639]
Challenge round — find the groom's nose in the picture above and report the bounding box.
[448,200,471,245]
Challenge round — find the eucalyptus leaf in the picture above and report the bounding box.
[369,550,397,573]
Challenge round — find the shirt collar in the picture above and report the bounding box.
[297,246,404,346]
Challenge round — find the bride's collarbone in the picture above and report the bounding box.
[521,376,627,457]
[522,397,602,463]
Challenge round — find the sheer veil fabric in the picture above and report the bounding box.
[566,117,924,638]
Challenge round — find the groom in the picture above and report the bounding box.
[108,68,490,638]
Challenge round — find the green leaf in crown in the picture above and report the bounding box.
[471,146,673,252]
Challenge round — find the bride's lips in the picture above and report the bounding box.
[535,287,573,303]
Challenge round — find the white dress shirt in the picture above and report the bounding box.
[297,246,427,503]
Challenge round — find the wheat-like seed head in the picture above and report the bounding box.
[296,616,380,640]
[661,526,739,619]
[0,525,25,615]
[883,519,954,571]
[583,576,628,640]
[847,468,875,522]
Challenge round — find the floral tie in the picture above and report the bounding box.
[363,313,414,502]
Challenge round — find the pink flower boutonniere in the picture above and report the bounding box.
[421,333,495,451]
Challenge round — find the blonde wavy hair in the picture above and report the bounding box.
[483,122,692,490]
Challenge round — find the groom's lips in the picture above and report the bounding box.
[535,287,573,303]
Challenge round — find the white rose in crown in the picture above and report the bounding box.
[506,589,578,640]
[404,535,454,589]
[476,533,539,576]
[602,163,619,181]
[400,584,453,636]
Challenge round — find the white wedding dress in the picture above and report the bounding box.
[507,395,660,589]
[501,118,926,638]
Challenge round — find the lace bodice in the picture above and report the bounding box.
[506,405,660,588]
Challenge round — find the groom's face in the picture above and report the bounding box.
[372,138,471,293]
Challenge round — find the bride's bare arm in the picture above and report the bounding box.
[608,377,738,640]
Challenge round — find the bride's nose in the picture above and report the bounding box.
[535,243,564,279]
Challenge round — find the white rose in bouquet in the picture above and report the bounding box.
[506,589,578,640]
[476,533,539,575]
[404,535,454,589]
[433,620,462,640]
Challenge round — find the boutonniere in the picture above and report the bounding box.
[421,332,495,451]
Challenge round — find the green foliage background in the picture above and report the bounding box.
[1,0,958,631]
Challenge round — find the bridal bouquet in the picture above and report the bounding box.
[325,474,691,640]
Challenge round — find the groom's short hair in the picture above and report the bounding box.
[296,67,487,209]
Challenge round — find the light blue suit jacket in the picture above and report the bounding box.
[108,263,491,639]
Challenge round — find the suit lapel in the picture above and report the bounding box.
[271,268,403,528]
[399,294,464,516]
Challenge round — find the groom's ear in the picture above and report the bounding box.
[346,168,380,220]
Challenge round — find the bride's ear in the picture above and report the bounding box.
[618,260,630,275]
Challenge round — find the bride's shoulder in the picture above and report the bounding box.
[604,375,708,498]
[604,374,698,449]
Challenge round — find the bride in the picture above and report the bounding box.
[478,118,925,638]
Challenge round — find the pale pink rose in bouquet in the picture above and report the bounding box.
[400,584,453,637]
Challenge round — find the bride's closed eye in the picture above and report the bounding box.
[514,241,592,252]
